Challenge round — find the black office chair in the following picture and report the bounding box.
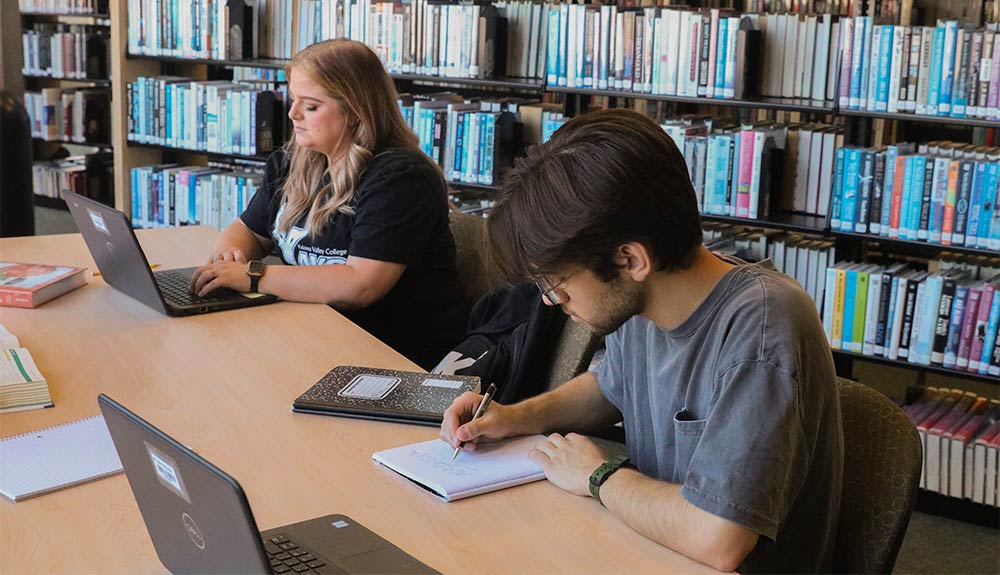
[834,377,922,574]
[1,91,35,237]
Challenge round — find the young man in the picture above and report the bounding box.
[440,109,843,573]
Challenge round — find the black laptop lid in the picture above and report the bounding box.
[98,394,271,574]
[63,191,167,313]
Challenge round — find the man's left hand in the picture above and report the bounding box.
[530,433,608,497]
[191,261,251,296]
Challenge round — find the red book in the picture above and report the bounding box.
[0,262,87,308]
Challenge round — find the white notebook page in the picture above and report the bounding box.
[0,415,123,502]
[373,435,546,501]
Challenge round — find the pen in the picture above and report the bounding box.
[452,382,497,460]
[94,263,158,277]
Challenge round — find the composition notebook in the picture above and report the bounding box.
[0,415,123,502]
[372,436,546,501]
[293,365,480,426]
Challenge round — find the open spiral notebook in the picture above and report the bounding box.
[0,415,123,502]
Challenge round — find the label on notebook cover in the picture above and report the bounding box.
[293,366,480,424]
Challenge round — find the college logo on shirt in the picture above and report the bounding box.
[274,205,348,266]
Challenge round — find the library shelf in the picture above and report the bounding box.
[391,73,544,91]
[831,349,998,384]
[127,141,270,164]
[547,86,836,114]
[23,74,111,86]
[839,108,1000,129]
[21,11,110,18]
[446,181,501,193]
[830,230,1000,259]
[125,53,544,91]
[701,211,829,235]
[915,490,1000,529]
[33,137,111,150]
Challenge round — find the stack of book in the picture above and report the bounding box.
[130,163,263,230]
[0,325,53,414]
[837,18,1000,120]
[25,88,110,144]
[822,260,1000,375]
[830,142,1000,250]
[904,387,1000,506]
[768,233,836,313]
[661,117,787,221]
[125,76,285,156]
[21,23,109,80]
[398,94,523,186]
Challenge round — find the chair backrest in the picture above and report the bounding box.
[542,319,602,392]
[834,377,922,574]
[448,210,493,312]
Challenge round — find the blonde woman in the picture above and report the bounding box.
[190,39,465,369]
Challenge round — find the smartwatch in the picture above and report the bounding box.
[246,260,266,293]
[589,455,632,506]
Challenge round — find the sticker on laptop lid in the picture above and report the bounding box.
[87,207,110,236]
[338,374,400,400]
[331,520,350,528]
[145,440,191,503]
[421,378,464,389]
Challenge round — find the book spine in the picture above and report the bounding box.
[943,285,969,368]
[931,277,957,365]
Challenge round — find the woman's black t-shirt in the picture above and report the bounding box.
[240,147,465,369]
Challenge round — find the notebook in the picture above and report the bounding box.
[0,415,123,502]
[293,365,480,426]
[372,436,547,501]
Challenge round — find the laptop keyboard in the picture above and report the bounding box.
[155,271,234,307]
[264,534,341,574]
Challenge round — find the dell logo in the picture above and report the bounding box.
[182,513,206,550]
[106,242,115,255]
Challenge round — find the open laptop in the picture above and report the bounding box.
[63,190,277,316]
[98,394,438,575]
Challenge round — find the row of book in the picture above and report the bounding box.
[838,18,1000,120]
[125,76,285,157]
[758,12,839,100]
[130,163,264,230]
[784,124,842,217]
[831,142,1000,251]
[21,25,109,80]
[126,0,255,60]
[31,153,113,206]
[822,262,1000,375]
[906,388,1000,506]
[19,0,107,14]
[24,88,110,144]
[398,94,524,185]
[661,117,787,220]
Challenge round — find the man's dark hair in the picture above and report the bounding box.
[486,109,703,283]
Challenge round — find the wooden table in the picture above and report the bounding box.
[0,227,717,574]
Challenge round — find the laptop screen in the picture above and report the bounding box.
[98,394,271,574]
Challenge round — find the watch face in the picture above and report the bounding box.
[248,261,265,275]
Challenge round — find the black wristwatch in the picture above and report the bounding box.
[246,260,266,293]
[589,455,632,506]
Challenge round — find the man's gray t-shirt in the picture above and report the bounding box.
[595,258,843,573]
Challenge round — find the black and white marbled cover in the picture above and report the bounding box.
[293,365,480,425]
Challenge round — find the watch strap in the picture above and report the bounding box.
[589,455,631,506]
[249,274,260,293]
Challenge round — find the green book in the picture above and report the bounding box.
[853,268,871,353]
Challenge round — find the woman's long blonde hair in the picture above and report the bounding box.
[277,39,421,237]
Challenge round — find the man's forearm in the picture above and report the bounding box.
[511,372,622,436]
[599,470,758,572]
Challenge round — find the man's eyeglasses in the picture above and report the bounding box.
[535,274,572,305]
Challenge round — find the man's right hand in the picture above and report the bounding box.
[440,391,520,452]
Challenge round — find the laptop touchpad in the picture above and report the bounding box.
[338,547,427,574]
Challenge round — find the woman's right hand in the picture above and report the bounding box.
[189,248,249,293]
[440,391,521,452]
